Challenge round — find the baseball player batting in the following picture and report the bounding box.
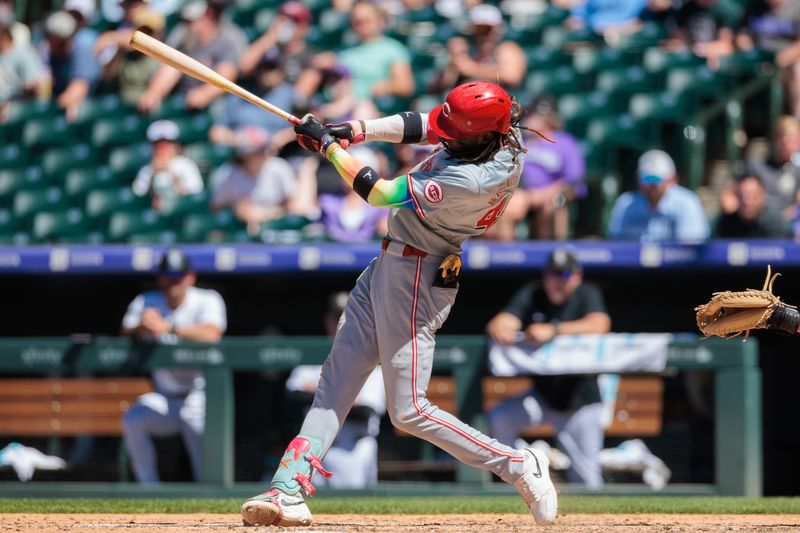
[240,81,558,527]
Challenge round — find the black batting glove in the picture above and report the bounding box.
[326,121,366,149]
[294,114,336,154]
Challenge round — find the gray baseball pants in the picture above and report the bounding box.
[299,241,526,483]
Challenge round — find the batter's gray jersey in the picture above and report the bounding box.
[388,144,523,255]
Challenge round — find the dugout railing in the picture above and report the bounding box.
[0,335,760,497]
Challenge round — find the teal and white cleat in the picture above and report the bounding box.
[241,488,312,527]
[241,435,332,527]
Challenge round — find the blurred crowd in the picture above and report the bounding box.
[2,0,800,243]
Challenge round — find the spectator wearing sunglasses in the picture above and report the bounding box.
[485,247,611,488]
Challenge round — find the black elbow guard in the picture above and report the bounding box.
[353,166,380,201]
[767,305,800,335]
[400,112,424,144]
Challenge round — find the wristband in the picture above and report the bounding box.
[320,134,337,155]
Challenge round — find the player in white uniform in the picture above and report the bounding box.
[121,249,227,484]
[241,82,557,527]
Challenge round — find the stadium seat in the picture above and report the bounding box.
[85,188,149,219]
[586,114,644,149]
[13,187,67,221]
[109,143,153,180]
[182,210,246,242]
[157,192,211,219]
[107,209,168,242]
[0,208,20,236]
[64,167,122,203]
[559,92,615,137]
[643,48,703,76]
[526,66,583,96]
[0,167,48,202]
[629,92,689,122]
[0,143,29,169]
[22,115,77,148]
[127,230,179,245]
[2,100,59,131]
[572,47,627,75]
[259,215,312,244]
[544,26,602,49]
[172,115,213,144]
[183,143,233,174]
[232,0,272,27]
[41,144,99,178]
[540,26,568,50]
[526,46,570,71]
[91,115,147,149]
[666,65,726,97]
[613,22,667,51]
[31,208,91,243]
[151,95,191,121]
[72,94,131,127]
[718,49,775,76]
[0,231,30,245]
[304,0,331,15]
[596,66,655,97]
[252,8,275,32]
[524,5,569,32]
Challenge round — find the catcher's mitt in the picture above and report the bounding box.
[695,265,800,339]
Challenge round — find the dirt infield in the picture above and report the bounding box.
[3,513,800,532]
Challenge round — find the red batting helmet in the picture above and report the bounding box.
[428,81,512,141]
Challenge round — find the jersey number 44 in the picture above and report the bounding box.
[475,193,510,231]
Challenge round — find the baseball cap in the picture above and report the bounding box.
[279,1,312,25]
[469,3,502,27]
[133,8,165,32]
[158,249,192,276]
[234,126,271,155]
[637,149,676,185]
[64,0,96,21]
[546,247,580,272]
[44,11,77,40]
[146,120,180,143]
[181,0,208,21]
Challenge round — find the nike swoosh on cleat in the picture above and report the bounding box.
[531,452,542,478]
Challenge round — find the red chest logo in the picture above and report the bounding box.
[423,180,444,203]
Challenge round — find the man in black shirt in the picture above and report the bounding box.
[486,248,611,488]
[715,174,789,238]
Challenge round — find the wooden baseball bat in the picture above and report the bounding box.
[129,30,301,125]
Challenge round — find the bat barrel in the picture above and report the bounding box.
[129,31,300,125]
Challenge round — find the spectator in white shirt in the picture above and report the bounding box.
[121,249,227,484]
[132,120,204,212]
[211,126,306,233]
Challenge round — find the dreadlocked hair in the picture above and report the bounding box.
[505,100,527,163]
[442,99,527,164]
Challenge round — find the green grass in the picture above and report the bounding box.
[1,497,800,515]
